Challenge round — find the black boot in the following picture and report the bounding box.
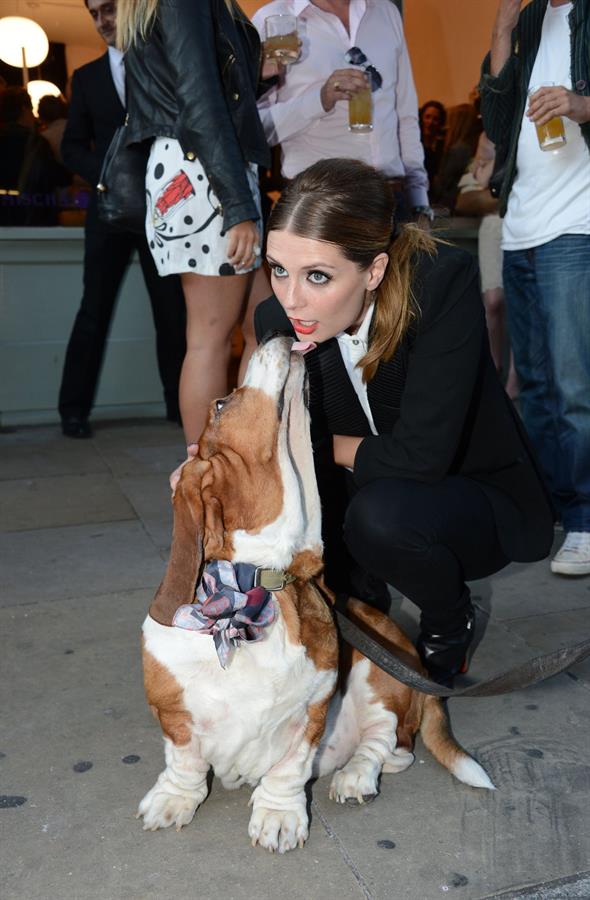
[416,599,475,688]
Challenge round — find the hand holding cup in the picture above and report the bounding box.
[320,68,370,112]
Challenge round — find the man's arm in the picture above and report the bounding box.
[455,188,499,217]
[395,22,429,208]
[479,1,523,146]
[490,0,522,75]
[61,68,102,185]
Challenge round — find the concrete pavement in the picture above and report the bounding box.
[1,420,590,900]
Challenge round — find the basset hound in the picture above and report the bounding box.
[138,336,493,853]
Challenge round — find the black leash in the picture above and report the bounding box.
[333,603,590,698]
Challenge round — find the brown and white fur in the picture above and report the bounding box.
[138,336,494,854]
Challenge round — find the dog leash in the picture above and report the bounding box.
[333,600,590,698]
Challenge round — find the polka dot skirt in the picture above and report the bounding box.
[145,137,262,277]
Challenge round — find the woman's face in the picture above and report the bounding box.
[422,105,443,136]
[266,230,388,342]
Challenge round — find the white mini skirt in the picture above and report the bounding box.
[145,137,262,277]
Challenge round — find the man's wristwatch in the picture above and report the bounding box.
[412,205,435,222]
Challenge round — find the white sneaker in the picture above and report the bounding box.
[550,531,590,576]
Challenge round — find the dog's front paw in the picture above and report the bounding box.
[329,758,380,805]
[248,807,309,853]
[137,776,207,832]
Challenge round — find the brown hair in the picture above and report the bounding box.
[117,0,238,50]
[268,158,436,382]
[443,103,482,155]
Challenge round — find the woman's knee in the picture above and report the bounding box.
[343,480,426,561]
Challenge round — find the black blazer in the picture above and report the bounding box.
[61,52,125,230]
[125,0,270,232]
[255,244,554,564]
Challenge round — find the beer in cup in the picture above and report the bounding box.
[348,84,372,133]
[264,15,300,66]
[528,83,567,151]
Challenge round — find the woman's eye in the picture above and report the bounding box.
[271,264,287,278]
[308,271,330,285]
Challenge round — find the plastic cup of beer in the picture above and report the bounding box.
[264,14,300,66]
[528,83,567,151]
[348,85,373,133]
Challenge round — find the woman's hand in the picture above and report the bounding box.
[527,85,590,126]
[262,57,284,80]
[170,443,199,494]
[320,69,369,113]
[227,220,261,272]
[333,435,363,469]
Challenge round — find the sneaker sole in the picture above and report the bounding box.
[550,560,590,576]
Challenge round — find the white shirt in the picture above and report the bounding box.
[108,46,126,109]
[336,302,377,437]
[252,0,428,207]
[502,2,590,250]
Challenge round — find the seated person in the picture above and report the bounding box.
[431,103,482,212]
[455,133,518,400]
[0,87,71,225]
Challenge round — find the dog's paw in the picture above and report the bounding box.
[137,778,206,832]
[329,758,380,805]
[248,807,309,853]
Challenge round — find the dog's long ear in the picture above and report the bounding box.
[149,461,208,626]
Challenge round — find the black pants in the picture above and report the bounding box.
[320,468,509,634]
[59,227,186,420]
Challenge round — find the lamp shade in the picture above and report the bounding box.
[27,80,62,116]
[0,16,49,68]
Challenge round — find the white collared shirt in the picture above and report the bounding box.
[108,45,126,108]
[336,302,377,436]
[252,0,428,206]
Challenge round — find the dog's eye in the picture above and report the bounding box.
[215,399,226,412]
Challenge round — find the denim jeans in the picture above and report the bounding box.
[503,234,590,531]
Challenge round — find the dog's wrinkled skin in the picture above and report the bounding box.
[138,337,493,854]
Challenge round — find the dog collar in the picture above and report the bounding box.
[253,566,296,591]
[172,560,294,668]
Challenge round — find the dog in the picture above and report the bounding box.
[138,336,493,853]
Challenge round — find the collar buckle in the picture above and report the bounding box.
[253,566,296,592]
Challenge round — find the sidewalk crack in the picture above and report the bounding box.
[311,800,374,899]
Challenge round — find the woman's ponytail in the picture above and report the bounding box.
[360,224,436,382]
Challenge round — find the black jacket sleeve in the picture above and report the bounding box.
[354,252,485,486]
[479,49,520,148]
[61,69,102,185]
[158,0,259,230]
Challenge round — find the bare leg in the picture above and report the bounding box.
[179,272,250,444]
[505,350,520,400]
[238,266,272,386]
[482,287,505,372]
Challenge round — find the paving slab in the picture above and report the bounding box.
[116,474,174,552]
[0,591,365,900]
[0,474,136,532]
[309,670,590,900]
[478,548,590,619]
[482,871,590,898]
[0,429,108,481]
[2,421,590,900]
[504,606,590,685]
[0,521,166,607]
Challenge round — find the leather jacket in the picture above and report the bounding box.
[125,0,270,231]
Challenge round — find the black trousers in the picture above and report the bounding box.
[319,467,509,634]
[58,227,186,420]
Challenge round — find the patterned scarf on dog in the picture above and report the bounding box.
[172,560,276,668]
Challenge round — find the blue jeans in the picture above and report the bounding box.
[503,234,590,532]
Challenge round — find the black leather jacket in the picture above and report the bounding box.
[125,0,270,231]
